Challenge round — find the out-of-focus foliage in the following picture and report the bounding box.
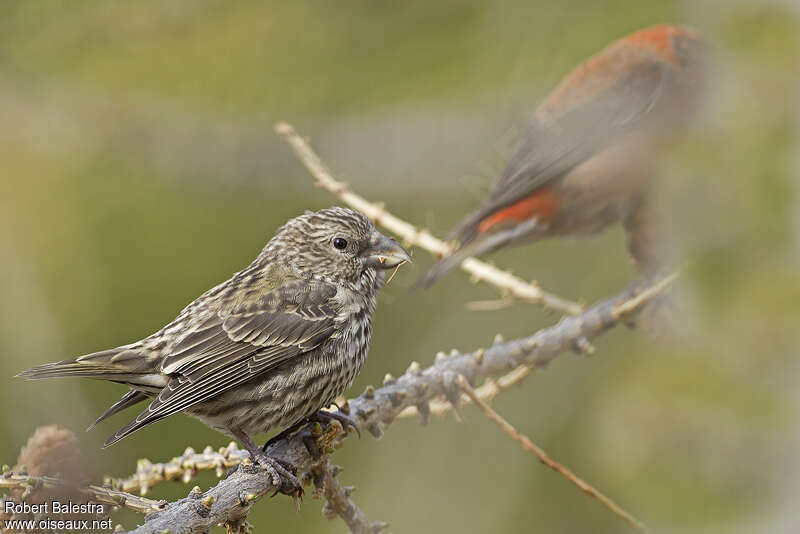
[1,1,797,532]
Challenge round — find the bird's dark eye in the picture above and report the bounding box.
[333,237,348,250]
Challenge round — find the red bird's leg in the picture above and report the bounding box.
[478,188,559,234]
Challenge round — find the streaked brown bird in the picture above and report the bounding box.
[420,24,707,286]
[18,207,411,494]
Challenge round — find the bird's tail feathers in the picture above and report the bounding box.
[18,360,129,380]
[418,217,544,288]
[103,406,168,448]
[17,344,159,383]
[416,246,475,289]
[87,389,149,431]
[445,207,490,247]
[420,206,503,289]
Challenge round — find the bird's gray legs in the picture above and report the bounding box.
[228,425,303,496]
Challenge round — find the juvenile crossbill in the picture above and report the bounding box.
[19,207,411,494]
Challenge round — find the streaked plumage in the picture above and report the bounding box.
[19,207,411,492]
[420,25,707,286]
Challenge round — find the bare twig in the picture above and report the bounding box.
[313,462,387,534]
[457,376,651,534]
[122,276,669,533]
[273,121,583,316]
[466,296,517,311]
[0,473,166,516]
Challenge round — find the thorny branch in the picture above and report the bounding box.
[397,360,531,420]
[312,461,387,534]
[115,275,671,533]
[457,376,651,534]
[398,272,677,421]
[106,443,250,496]
[106,441,384,533]
[273,122,584,316]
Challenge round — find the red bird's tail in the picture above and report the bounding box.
[418,215,547,288]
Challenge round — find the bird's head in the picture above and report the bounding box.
[265,207,412,286]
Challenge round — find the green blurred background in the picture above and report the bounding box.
[1,1,798,532]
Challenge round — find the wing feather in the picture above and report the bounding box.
[104,280,339,446]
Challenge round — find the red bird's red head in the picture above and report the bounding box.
[623,24,700,65]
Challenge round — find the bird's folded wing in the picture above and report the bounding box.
[451,58,669,242]
[105,280,339,445]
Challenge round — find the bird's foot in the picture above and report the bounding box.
[261,409,360,464]
[229,425,304,498]
[250,451,304,498]
[299,409,361,460]
[311,409,361,439]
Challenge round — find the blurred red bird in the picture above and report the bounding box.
[420,24,707,287]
